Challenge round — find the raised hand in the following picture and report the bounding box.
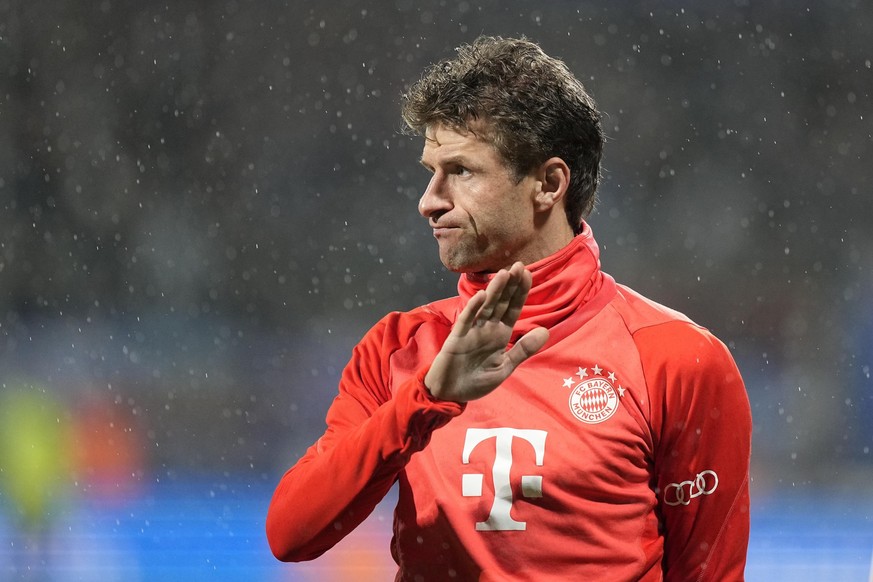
[424,262,549,403]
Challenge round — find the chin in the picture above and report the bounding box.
[440,259,468,273]
[440,255,471,273]
[441,255,492,275]
[439,243,495,274]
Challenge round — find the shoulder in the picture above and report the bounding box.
[608,287,748,451]
[342,297,459,403]
[358,296,459,352]
[607,283,739,380]
[608,283,694,332]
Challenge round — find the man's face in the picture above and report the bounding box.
[418,123,541,274]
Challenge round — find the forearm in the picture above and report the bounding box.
[266,410,408,562]
[266,373,463,561]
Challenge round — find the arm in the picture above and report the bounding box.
[267,263,548,561]
[638,322,752,582]
[266,314,463,562]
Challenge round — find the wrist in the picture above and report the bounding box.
[423,370,445,400]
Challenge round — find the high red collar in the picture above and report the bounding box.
[457,223,611,343]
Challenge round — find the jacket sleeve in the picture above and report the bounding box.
[266,313,464,562]
[637,321,752,582]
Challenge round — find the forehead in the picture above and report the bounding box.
[421,122,502,164]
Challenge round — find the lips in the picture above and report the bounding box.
[432,226,460,238]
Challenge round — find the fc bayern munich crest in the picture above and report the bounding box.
[563,364,624,425]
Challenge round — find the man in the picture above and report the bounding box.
[267,36,751,581]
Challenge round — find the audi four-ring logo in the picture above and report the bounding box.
[663,470,719,506]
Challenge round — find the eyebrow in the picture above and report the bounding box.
[419,154,471,171]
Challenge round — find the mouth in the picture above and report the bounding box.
[432,226,460,238]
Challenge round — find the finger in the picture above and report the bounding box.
[454,289,487,336]
[501,266,532,326]
[505,327,549,369]
[476,269,510,321]
[489,268,522,322]
[484,262,527,321]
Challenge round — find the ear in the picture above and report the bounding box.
[533,157,570,212]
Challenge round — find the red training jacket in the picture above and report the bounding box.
[267,224,752,581]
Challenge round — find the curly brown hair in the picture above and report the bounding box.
[401,36,604,231]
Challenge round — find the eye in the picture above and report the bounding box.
[454,166,471,176]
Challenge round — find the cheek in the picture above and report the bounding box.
[476,209,526,246]
[465,178,531,234]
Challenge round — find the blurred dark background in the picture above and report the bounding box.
[0,0,871,578]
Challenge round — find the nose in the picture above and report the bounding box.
[418,173,452,219]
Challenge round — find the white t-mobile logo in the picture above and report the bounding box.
[461,428,547,531]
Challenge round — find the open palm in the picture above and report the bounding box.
[425,262,549,402]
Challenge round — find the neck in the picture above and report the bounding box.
[521,209,576,266]
[457,226,612,342]
[483,221,575,274]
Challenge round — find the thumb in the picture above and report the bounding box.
[505,327,549,368]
